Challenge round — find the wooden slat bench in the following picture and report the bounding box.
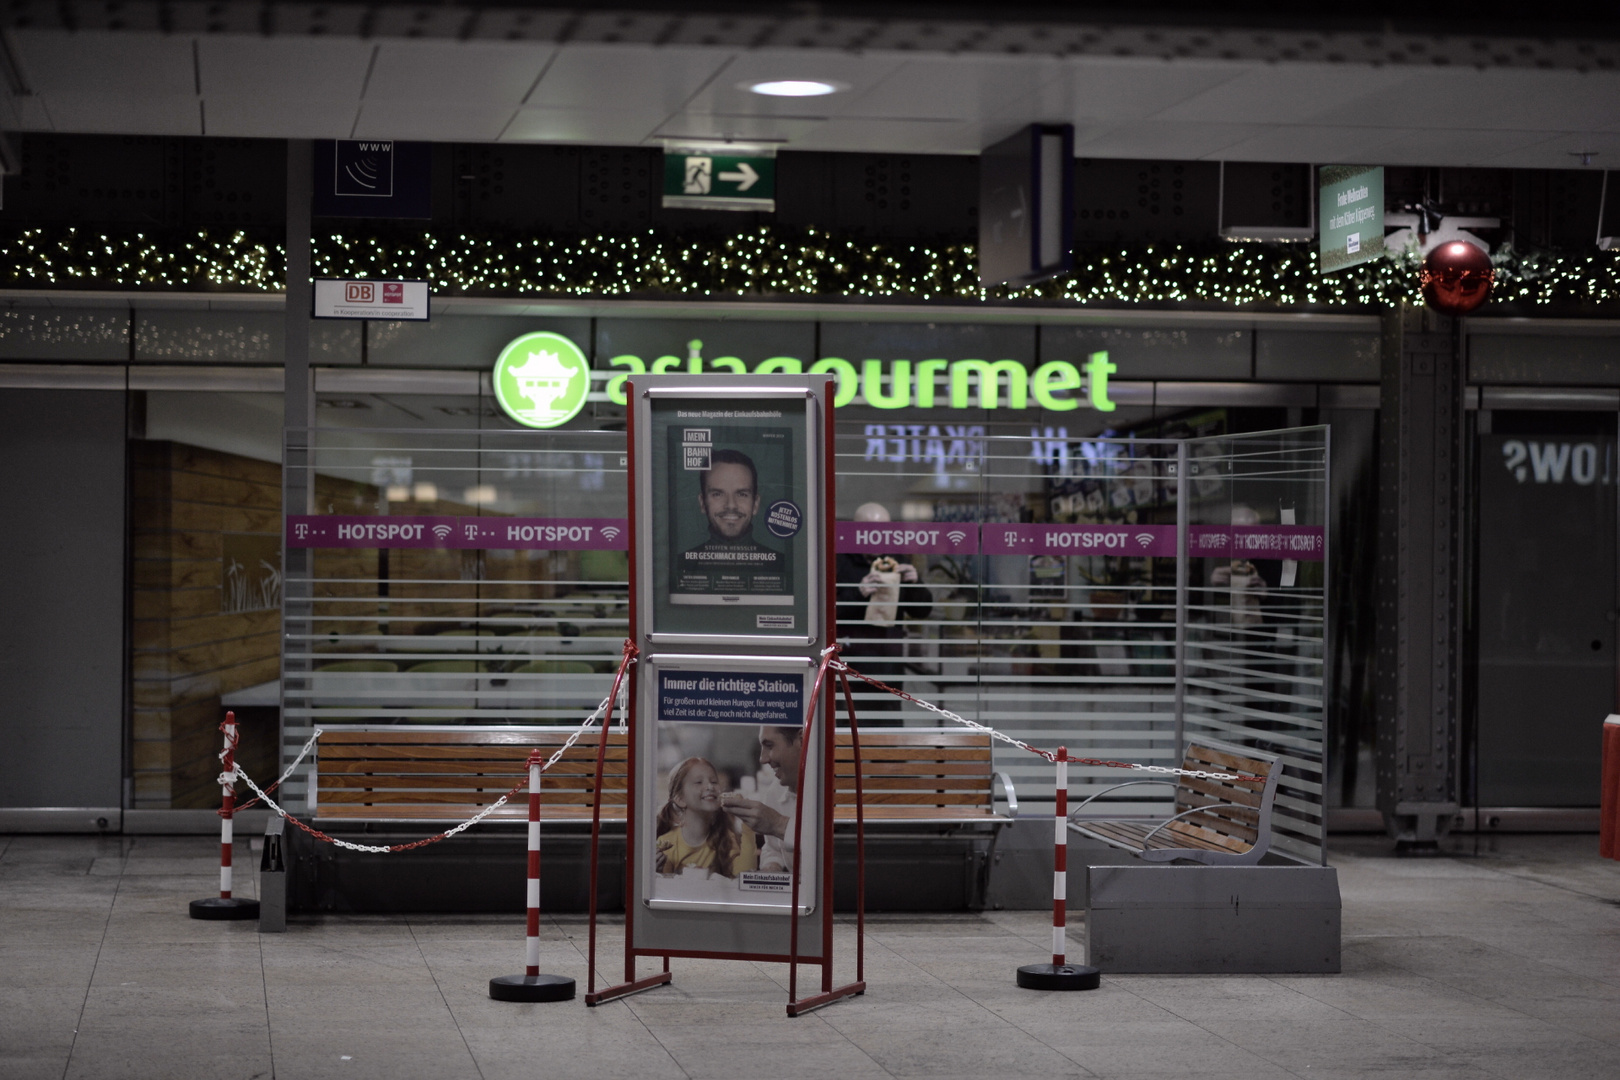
[308,726,1014,829]
[1066,738,1281,866]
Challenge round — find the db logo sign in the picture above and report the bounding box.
[382,283,403,304]
[345,282,375,303]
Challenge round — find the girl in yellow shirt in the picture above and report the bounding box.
[654,757,758,878]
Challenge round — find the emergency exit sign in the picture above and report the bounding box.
[662,144,776,211]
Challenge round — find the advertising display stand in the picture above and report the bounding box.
[584,374,867,1017]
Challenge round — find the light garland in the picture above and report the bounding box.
[2,224,1617,310]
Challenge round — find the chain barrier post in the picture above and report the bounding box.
[1017,746,1099,991]
[190,711,260,920]
[490,750,576,1002]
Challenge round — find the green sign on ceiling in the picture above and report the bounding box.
[492,331,591,429]
[1319,165,1385,274]
[662,144,777,212]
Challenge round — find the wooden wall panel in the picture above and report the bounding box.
[130,441,284,809]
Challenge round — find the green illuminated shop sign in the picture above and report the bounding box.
[492,334,1118,419]
[491,331,592,428]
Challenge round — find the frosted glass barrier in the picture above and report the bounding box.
[279,424,1328,865]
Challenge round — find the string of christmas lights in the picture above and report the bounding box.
[2,224,1617,310]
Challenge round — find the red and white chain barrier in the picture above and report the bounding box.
[1052,747,1070,966]
[524,750,544,976]
[219,714,239,900]
[830,661,1264,784]
[189,712,263,919]
[230,645,637,855]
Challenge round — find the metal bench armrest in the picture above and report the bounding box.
[994,771,1018,816]
[1067,780,1177,819]
[1140,802,1256,845]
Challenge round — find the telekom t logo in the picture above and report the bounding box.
[463,523,479,541]
[293,522,310,540]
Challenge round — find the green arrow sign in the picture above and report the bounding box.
[662,145,777,212]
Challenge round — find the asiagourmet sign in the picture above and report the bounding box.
[491,330,592,429]
[489,332,1120,426]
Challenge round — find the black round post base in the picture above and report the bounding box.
[489,974,576,1003]
[1017,963,1101,991]
[189,897,260,921]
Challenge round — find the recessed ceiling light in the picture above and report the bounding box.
[744,79,845,97]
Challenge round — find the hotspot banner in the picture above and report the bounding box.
[285,515,629,550]
[1190,525,1325,561]
[979,523,1177,557]
[834,522,980,554]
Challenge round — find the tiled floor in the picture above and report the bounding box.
[1,831,1617,1079]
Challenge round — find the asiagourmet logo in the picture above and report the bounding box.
[492,332,590,429]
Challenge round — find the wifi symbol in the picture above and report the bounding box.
[431,524,452,542]
[946,529,967,545]
[1135,532,1154,549]
[600,526,622,542]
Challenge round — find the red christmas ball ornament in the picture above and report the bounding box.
[1419,240,1495,315]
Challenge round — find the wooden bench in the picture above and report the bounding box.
[1066,738,1281,866]
[308,726,1014,829]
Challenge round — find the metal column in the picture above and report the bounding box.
[1375,302,1463,845]
[280,140,314,809]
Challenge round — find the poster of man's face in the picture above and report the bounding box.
[647,399,813,638]
[699,452,760,541]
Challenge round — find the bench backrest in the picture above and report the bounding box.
[833,729,996,815]
[1166,737,1282,855]
[311,726,997,820]
[312,728,628,818]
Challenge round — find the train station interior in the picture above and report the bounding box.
[1,2,1617,1077]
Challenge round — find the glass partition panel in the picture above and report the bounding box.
[1183,427,1330,864]
[278,423,1328,865]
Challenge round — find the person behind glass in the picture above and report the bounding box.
[835,503,933,726]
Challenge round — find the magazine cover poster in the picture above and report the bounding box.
[646,666,818,913]
[649,398,812,638]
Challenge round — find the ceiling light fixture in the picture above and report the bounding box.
[744,79,844,97]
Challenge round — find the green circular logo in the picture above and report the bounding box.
[492,332,591,429]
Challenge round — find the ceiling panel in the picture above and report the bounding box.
[351,101,518,143]
[1014,59,1246,125]
[1154,65,1416,126]
[528,45,729,112]
[1074,122,1268,160]
[365,41,554,105]
[792,117,976,154]
[653,112,826,144]
[197,36,374,104]
[1309,70,1620,133]
[840,56,1065,122]
[1206,125,1406,165]
[0,93,53,131]
[1371,127,1555,166]
[41,94,201,136]
[10,29,194,97]
[681,49,906,118]
[1481,132,1620,169]
[503,107,664,144]
[202,98,357,140]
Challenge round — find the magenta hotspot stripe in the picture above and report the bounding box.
[285,515,629,551]
[835,522,979,554]
[1190,525,1325,561]
[979,523,1177,557]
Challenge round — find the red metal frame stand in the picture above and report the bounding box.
[589,379,866,1014]
[784,661,868,1017]
[585,643,670,1007]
